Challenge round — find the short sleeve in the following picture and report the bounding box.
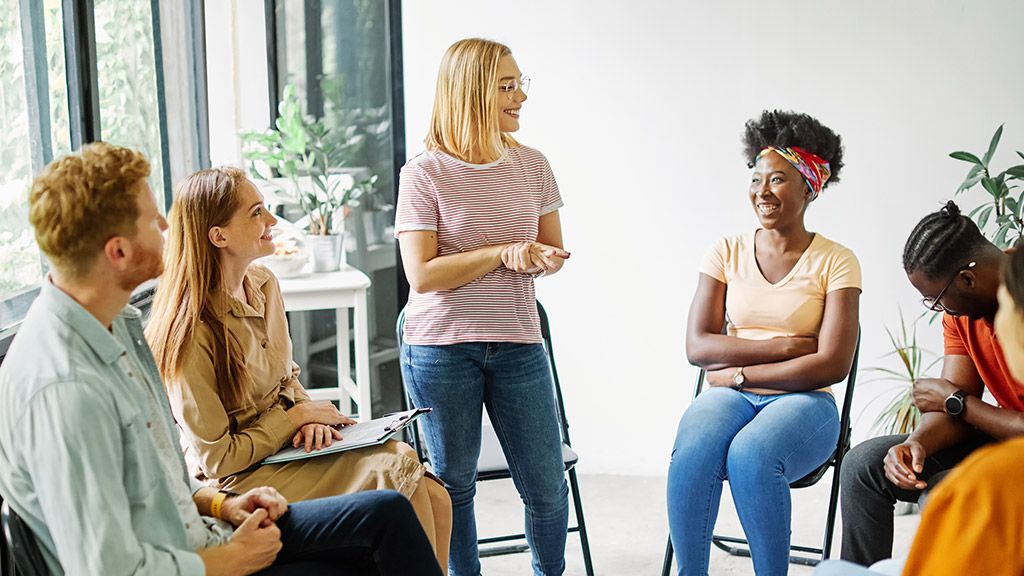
[537,152,563,216]
[943,313,969,356]
[698,237,730,284]
[824,245,862,293]
[395,161,439,235]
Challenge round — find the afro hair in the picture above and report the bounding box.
[742,110,844,188]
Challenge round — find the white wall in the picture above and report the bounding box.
[401,0,1024,475]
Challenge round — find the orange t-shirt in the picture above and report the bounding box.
[942,313,1024,411]
[902,437,1024,576]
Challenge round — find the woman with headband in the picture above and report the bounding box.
[667,110,861,575]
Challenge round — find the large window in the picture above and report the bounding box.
[0,0,205,341]
[0,0,69,323]
[265,0,406,415]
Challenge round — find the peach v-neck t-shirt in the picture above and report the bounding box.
[699,231,861,342]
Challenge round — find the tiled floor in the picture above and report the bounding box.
[473,473,921,576]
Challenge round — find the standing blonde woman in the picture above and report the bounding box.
[146,166,451,570]
[396,38,571,576]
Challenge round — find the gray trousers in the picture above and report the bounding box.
[838,431,993,565]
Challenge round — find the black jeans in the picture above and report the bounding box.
[258,490,443,576]
[838,431,993,565]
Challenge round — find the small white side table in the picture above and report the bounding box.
[278,267,372,419]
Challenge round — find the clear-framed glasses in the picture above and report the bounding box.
[922,261,976,313]
[499,76,530,100]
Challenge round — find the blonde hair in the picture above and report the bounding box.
[29,142,150,279]
[425,38,519,163]
[146,166,253,409]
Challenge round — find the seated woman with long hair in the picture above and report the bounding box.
[668,110,861,575]
[146,166,451,570]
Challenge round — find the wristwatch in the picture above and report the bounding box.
[944,389,969,419]
[732,367,745,391]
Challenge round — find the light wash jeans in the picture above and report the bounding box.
[667,387,840,576]
[400,341,569,576]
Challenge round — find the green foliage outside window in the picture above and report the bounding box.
[0,0,41,297]
[95,0,165,209]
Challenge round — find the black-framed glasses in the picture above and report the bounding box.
[923,261,976,312]
[499,76,530,100]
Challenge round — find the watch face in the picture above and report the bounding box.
[733,373,743,385]
[945,394,964,415]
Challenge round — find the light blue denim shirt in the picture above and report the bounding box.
[0,280,212,575]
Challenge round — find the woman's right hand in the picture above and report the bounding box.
[292,423,343,452]
[285,401,355,429]
[502,242,570,274]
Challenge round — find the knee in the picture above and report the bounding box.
[367,489,418,522]
[725,436,779,487]
[523,478,568,515]
[841,436,900,491]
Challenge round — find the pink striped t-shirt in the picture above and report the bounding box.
[395,145,564,345]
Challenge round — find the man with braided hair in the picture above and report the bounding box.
[840,200,1024,566]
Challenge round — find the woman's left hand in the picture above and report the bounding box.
[292,423,343,453]
[706,367,738,388]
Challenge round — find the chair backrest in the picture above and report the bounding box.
[396,300,574,458]
[1,500,50,576]
[536,301,574,447]
[692,329,861,487]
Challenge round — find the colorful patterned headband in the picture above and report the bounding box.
[756,146,832,200]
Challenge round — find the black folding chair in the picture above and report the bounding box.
[398,302,594,575]
[1,500,50,576]
[662,331,860,574]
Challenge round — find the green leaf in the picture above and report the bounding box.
[1006,196,1018,216]
[950,151,983,165]
[982,177,1002,199]
[994,224,1012,249]
[978,205,995,231]
[1007,165,1024,179]
[982,124,1004,167]
[1017,151,1024,162]
[957,173,985,194]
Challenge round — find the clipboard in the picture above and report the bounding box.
[262,408,431,465]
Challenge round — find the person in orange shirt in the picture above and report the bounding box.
[817,215,1024,576]
[840,201,1024,566]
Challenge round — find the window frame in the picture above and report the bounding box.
[0,0,210,359]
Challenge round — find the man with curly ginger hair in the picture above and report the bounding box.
[0,142,443,576]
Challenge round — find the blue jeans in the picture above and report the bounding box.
[400,342,569,576]
[667,387,839,576]
[259,490,442,575]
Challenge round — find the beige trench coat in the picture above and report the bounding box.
[163,265,426,501]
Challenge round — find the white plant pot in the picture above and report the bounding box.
[309,233,344,272]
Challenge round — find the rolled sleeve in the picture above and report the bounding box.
[166,341,297,480]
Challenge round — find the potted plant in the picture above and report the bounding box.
[239,83,377,272]
[951,125,1024,248]
[865,309,941,436]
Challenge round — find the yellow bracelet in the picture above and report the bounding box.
[210,491,228,520]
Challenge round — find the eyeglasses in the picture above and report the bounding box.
[499,76,530,100]
[923,261,976,313]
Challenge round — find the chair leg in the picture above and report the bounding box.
[661,535,674,576]
[568,468,594,576]
[820,463,844,561]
